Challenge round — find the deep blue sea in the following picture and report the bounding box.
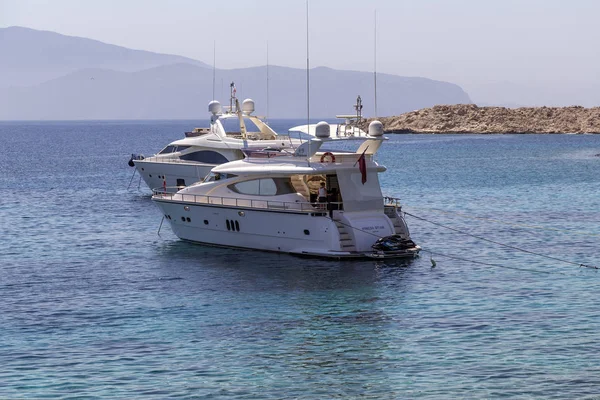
[1,120,600,399]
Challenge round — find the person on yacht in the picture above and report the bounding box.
[318,182,328,208]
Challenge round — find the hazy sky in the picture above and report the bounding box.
[1,0,599,104]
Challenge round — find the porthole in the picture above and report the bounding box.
[184,206,190,211]
[304,229,310,235]
[181,216,185,222]
[204,220,209,225]
[226,220,231,231]
[235,220,240,231]
[149,174,152,177]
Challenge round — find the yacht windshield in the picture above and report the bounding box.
[159,145,191,154]
[220,117,260,135]
[203,172,237,183]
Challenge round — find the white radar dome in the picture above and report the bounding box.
[368,120,384,137]
[315,121,331,138]
[208,100,222,115]
[242,99,255,115]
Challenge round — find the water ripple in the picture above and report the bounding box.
[1,124,600,398]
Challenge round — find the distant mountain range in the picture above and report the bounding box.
[0,26,472,120]
[0,26,209,88]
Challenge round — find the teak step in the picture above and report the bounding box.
[334,218,356,252]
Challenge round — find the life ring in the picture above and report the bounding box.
[320,152,336,163]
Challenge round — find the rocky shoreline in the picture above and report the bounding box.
[363,104,600,134]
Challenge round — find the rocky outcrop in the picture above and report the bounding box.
[365,104,600,134]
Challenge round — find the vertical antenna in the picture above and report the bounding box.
[212,40,216,100]
[266,41,270,124]
[374,10,378,117]
[229,81,234,112]
[306,0,311,162]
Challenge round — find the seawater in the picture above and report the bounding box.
[1,120,600,399]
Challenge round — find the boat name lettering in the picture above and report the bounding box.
[361,225,385,231]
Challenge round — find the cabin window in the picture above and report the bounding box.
[159,145,176,154]
[158,145,191,154]
[180,150,229,164]
[228,178,295,196]
[273,178,296,195]
[203,172,237,182]
[230,179,261,195]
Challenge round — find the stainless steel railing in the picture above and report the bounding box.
[138,156,218,166]
[153,188,343,213]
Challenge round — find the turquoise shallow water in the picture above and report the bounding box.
[1,121,600,398]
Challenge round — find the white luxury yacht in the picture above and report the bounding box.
[151,120,420,259]
[130,85,300,192]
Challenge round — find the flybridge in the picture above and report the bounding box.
[208,82,279,141]
[289,96,376,139]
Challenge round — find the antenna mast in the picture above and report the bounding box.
[374,10,378,117]
[306,0,311,163]
[212,40,216,100]
[267,41,270,124]
[229,81,235,112]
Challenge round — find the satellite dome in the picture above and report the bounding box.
[208,100,222,115]
[368,120,384,137]
[242,99,255,115]
[315,121,331,138]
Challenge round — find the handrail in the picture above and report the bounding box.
[139,156,219,166]
[142,150,374,164]
[153,188,343,213]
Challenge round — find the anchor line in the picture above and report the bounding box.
[421,248,563,275]
[404,211,598,270]
[405,205,600,238]
[127,168,137,189]
[157,216,165,236]
[328,215,563,274]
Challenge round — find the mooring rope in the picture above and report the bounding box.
[421,248,565,275]
[404,211,598,270]
[330,214,569,274]
[405,205,600,238]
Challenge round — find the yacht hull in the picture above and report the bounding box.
[134,159,215,192]
[153,199,419,259]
